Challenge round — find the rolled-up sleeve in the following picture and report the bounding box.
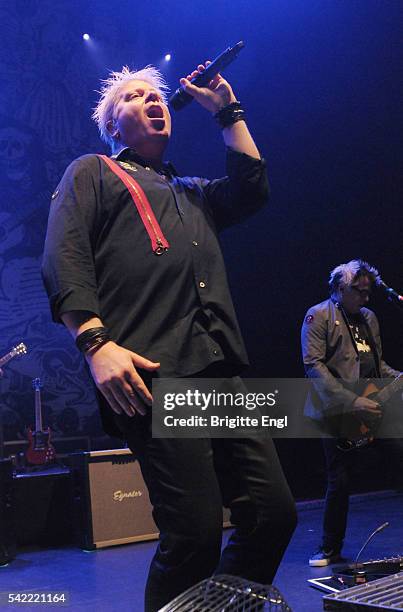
[198,147,270,231]
[41,156,101,323]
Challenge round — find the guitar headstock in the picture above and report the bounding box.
[11,343,27,357]
[32,377,43,391]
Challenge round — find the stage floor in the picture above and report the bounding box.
[1,491,402,611]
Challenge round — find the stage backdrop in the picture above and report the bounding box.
[0,0,402,497]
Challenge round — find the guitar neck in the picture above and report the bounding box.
[35,388,43,432]
[0,350,16,368]
[0,344,27,368]
[377,375,403,405]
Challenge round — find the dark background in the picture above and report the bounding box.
[0,0,402,498]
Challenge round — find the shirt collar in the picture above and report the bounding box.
[111,147,177,177]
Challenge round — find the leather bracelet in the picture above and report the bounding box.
[75,327,111,354]
[214,101,245,129]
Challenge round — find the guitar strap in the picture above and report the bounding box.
[97,155,170,255]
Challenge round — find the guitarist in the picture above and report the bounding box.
[301,259,403,567]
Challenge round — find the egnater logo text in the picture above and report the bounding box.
[113,490,143,502]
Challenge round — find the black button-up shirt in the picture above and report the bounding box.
[42,147,269,431]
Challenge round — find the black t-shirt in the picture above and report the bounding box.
[346,312,377,378]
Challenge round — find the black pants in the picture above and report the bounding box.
[115,408,296,611]
[321,437,403,553]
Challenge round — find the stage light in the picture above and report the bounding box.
[83,33,90,41]
[164,54,171,62]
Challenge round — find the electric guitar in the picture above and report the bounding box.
[336,374,403,451]
[26,378,56,465]
[0,342,27,370]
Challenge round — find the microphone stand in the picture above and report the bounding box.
[353,522,390,584]
[376,279,403,311]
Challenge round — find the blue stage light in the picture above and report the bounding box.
[83,33,90,41]
[164,54,172,62]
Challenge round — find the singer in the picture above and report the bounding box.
[301,259,403,567]
[42,64,296,610]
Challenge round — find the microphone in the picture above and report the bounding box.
[169,41,245,111]
[376,278,403,304]
[353,521,389,582]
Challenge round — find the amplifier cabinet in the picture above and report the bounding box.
[0,459,16,565]
[13,467,72,546]
[68,449,158,549]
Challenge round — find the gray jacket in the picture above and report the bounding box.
[301,298,399,421]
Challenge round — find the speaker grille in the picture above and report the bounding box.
[70,449,159,549]
[88,458,158,546]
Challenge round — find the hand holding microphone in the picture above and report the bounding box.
[169,41,245,112]
[171,41,259,157]
[178,61,237,115]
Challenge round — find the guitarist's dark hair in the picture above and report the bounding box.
[329,259,379,296]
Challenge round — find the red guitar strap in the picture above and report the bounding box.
[98,154,170,255]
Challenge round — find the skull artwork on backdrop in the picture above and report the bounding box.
[0,126,34,186]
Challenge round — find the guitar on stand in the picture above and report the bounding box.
[0,343,27,373]
[0,343,28,460]
[26,378,56,466]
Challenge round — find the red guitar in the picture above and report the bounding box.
[26,378,56,465]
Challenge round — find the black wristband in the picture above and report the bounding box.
[214,101,245,129]
[75,327,111,354]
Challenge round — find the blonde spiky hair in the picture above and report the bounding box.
[92,65,170,149]
[329,259,379,296]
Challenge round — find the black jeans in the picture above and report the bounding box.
[115,405,296,611]
[321,437,403,553]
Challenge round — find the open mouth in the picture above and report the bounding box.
[146,105,166,131]
[147,105,164,119]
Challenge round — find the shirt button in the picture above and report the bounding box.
[145,166,151,171]
[199,281,206,288]
[192,241,198,247]
[213,349,219,355]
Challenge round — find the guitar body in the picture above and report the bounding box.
[25,378,56,466]
[362,382,380,397]
[339,386,380,446]
[335,375,403,451]
[26,428,56,465]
